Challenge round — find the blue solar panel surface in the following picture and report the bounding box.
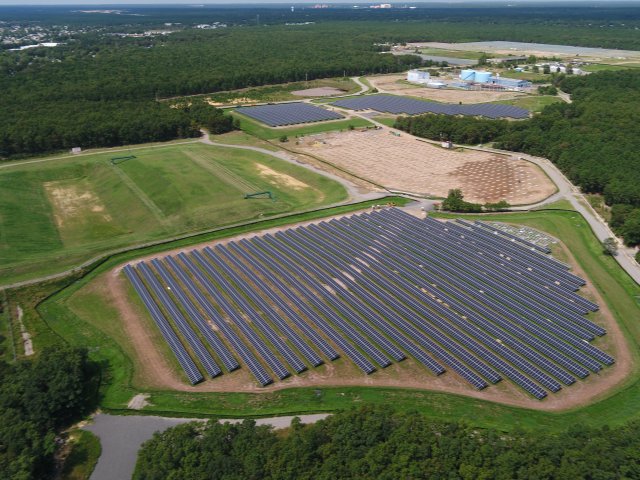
[124,208,613,398]
[235,102,344,126]
[332,95,530,119]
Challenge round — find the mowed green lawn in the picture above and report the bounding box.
[492,95,563,112]
[0,143,347,284]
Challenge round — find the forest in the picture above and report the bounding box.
[134,406,640,480]
[0,347,95,479]
[2,2,640,158]
[395,70,640,246]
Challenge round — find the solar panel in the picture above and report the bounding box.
[332,95,530,119]
[235,102,344,127]
[123,206,613,399]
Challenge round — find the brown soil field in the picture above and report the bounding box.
[366,74,528,103]
[94,208,632,411]
[295,129,555,204]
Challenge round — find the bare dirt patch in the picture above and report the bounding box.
[295,129,555,204]
[255,163,310,191]
[127,393,151,410]
[207,97,260,106]
[44,180,112,229]
[366,74,527,103]
[99,209,632,412]
[292,87,346,97]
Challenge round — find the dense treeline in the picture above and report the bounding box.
[395,115,508,145]
[0,347,95,478]
[135,406,640,480]
[0,25,418,158]
[395,70,640,245]
[3,6,640,159]
[2,6,640,50]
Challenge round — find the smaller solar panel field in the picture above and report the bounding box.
[235,102,344,127]
[124,209,613,400]
[333,95,530,119]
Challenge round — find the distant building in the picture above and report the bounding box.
[459,69,532,89]
[407,69,430,84]
[490,76,532,89]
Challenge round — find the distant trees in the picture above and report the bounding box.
[484,199,511,212]
[394,114,508,145]
[134,406,640,480]
[441,189,483,213]
[537,85,558,95]
[0,26,421,159]
[176,100,236,134]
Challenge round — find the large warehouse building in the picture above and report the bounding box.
[459,69,532,90]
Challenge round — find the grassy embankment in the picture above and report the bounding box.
[26,200,640,432]
[0,141,347,285]
[230,112,373,141]
[60,430,101,480]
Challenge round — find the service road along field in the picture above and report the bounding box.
[296,129,556,204]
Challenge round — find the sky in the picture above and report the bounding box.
[1,0,630,4]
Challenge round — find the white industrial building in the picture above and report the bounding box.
[407,69,431,84]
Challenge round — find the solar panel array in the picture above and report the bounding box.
[332,95,530,119]
[124,208,613,399]
[235,102,344,127]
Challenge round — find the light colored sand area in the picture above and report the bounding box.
[292,87,346,97]
[94,209,629,411]
[44,180,111,228]
[366,74,527,103]
[255,163,309,190]
[295,129,555,204]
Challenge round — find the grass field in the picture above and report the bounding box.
[60,430,101,480]
[498,70,553,82]
[28,203,640,432]
[163,77,359,106]
[231,112,373,140]
[492,95,563,112]
[0,142,347,284]
[581,63,640,72]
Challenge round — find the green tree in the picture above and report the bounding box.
[621,210,640,246]
[602,237,618,256]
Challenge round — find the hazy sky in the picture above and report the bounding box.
[0,0,627,4]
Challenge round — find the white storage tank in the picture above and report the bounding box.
[407,69,430,84]
[460,69,476,82]
[475,71,492,83]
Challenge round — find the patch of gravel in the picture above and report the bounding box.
[483,221,558,248]
[127,393,151,410]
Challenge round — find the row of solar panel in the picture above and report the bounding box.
[332,95,530,119]
[124,209,611,399]
[318,210,613,395]
[299,217,555,397]
[235,102,343,127]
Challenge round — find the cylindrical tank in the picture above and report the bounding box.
[475,71,492,83]
[460,69,476,82]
